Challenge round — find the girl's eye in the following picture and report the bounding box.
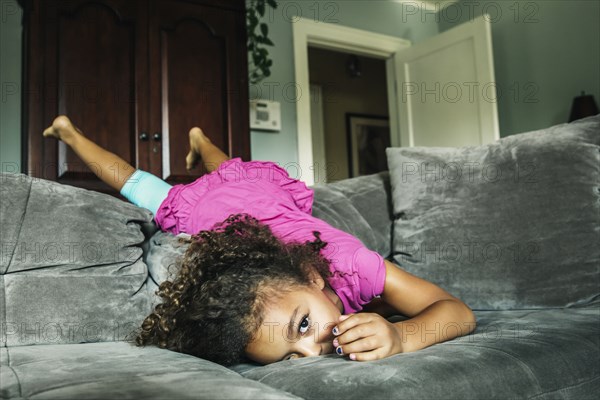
[299,315,310,334]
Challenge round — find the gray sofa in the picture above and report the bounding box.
[1,115,598,399]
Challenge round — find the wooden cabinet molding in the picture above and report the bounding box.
[21,0,250,197]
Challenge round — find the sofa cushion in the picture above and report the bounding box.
[314,171,393,259]
[385,115,600,310]
[0,173,155,346]
[144,230,189,306]
[235,304,600,399]
[0,341,301,399]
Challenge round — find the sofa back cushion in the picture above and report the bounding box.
[312,171,393,259]
[386,115,600,310]
[0,173,154,346]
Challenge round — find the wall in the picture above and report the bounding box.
[0,0,22,173]
[308,47,388,181]
[249,0,440,167]
[1,0,439,173]
[249,0,600,162]
[3,1,599,173]
[439,0,600,137]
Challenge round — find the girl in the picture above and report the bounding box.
[43,115,476,367]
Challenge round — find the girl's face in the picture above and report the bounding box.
[245,279,343,364]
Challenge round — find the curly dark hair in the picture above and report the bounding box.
[132,213,332,367]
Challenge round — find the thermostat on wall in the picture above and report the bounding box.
[250,100,281,132]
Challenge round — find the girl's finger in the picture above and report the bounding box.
[348,347,383,361]
[333,313,374,336]
[335,320,376,346]
[332,313,358,336]
[335,334,379,357]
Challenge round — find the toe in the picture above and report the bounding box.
[186,150,198,170]
[189,127,202,137]
[42,126,55,138]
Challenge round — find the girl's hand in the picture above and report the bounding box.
[332,313,403,361]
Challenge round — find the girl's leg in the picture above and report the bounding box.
[43,115,135,192]
[43,116,171,215]
[186,127,231,172]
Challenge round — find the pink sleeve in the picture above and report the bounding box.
[265,210,387,314]
[321,232,387,314]
[353,246,387,304]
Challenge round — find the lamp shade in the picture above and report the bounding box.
[569,92,599,122]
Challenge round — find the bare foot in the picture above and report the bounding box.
[43,115,81,143]
[185,127,210,171]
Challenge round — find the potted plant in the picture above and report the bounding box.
[247,0,278,84]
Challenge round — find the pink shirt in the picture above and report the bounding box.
[154,158,386,313]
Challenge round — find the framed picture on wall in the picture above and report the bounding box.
[346,113,391,177]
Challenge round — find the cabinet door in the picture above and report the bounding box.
[148,0,250,183]
[23,0,149,194]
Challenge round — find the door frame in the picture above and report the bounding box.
[292,18,410,186]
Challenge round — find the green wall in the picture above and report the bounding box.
[439,0,600,136]
[0,0,439,173]
[248,0,440,167]
[3,1,597,173]
[0,0,22,173]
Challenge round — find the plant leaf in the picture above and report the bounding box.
[246,0,277,85]
[260,23,268,37]
[248,14,258,29]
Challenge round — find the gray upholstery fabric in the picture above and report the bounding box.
[1,115,599,400]
[312,171,393,259]
[144,231,187,284]
[143,230,189,307]
[235,304,600,400]
[0,342,301,399]
[386,115,600,310]
[0,173,155,346]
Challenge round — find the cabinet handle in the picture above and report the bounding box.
[139,132,149,141]
[153,133,162,142]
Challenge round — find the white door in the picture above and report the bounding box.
[394,14,500,147]
[309,84,328,184]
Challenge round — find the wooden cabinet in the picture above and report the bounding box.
[21,0,249,196]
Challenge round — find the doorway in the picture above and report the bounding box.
[292,17,409,186]
[308,48,389,183]
[293,16,498,186]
